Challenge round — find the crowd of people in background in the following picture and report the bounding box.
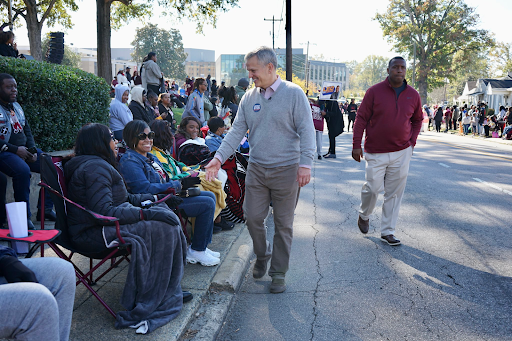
[423,102,512,139]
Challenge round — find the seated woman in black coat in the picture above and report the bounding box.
[65,123,188,334]
[129,87,154,124]
[0,31,18,58]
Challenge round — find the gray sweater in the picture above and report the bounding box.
[216,80,315,168]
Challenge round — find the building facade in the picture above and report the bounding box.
[308,60,348,92]
[184,48,215,79]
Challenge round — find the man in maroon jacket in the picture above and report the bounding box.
[352,57,423,246]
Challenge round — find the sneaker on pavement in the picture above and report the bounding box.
[187,247,220,266]
[358,216,369,234]
[253,259,268,279]
[323,154,336,159]
[381,235,401,246]
[269,277,286,294]
[206,248,220,258]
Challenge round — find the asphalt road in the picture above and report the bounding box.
[216,129,512,341]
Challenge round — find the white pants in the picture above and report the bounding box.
[315,130,323,156]
[359,146,413,236]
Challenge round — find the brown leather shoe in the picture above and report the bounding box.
[269,277,286,294]
[358,216,369,234]
[253,259,268,279]
[381,235,401,246]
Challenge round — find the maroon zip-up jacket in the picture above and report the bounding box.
[352,78,423,153]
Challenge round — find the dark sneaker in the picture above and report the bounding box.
[324,154,336,159]
[381,235,401,246]
[253,259,268,279]
[213,224,222,234]
[269,277,286,294]
[358,216,369,234]
[317,155,322,160]
[183,291,193,303]
[36,209,57,222]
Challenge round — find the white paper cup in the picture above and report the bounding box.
[6,202,28,238]
[6,202,29,253]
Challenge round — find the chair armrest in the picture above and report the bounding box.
[38,182,126,245]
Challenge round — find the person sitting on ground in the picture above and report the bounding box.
[205,116,226,152]
[147,91,166,120]
[0,73,55,227]
[158,92,177,133]
[109,85,133,140]
[0,31,18,58]
[65,123,190,333]
[119,120,221,266]
[182,78,207,125]
[129,87,154,124]
[116,69,129,87]
[169,85,185,108]
[174,116,211,166]
[0,245,75,341]
[149,120,232,232]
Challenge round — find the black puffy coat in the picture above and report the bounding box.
[129,100,154,124]
[64,155,154,252]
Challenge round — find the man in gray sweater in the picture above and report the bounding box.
[205,47,315,293]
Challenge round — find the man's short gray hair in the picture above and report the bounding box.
[245,47,277,69]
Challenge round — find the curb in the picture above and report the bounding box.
[180,228,253,340]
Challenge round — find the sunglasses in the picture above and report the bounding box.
[137,131,155,140]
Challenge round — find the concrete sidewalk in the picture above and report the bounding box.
[7,221,253,341]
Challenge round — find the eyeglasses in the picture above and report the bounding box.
[137,131,155,140]
[110,132,115,141]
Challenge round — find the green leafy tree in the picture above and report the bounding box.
[447,49,489,101]
[97,0,239,82]
[131,24,187,80]
[41,35,81,68]
[343,60,358,90]
[489,42,512,78]
[0,0,78,61]
[353,55,388,90]
[375,0,493,104]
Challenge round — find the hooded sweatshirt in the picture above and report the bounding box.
[129,87,153,123]
[109,85,133,132]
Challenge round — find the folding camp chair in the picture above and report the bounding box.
[38,153,132,317]
[38,154,188,317]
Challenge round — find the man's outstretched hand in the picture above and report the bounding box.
[205,158,221,182]
[352,148,364,162]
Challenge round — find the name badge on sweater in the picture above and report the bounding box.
[253,103,261,112]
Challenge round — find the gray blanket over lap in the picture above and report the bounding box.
[104,217,187,333]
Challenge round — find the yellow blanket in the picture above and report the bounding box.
[197,172,227,219]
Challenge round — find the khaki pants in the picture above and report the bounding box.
[243,162,299,278]
[359,146,413,237]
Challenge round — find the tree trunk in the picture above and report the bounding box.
[97,0,112,82]
[24,0,43,61]
[417,79,428,106]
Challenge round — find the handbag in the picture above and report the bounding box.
[179,186,200,197]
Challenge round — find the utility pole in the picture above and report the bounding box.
[264,16,283,51]
[285,0,291,81]
[299,41,316,95]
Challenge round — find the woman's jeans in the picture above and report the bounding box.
[180,191,216,251]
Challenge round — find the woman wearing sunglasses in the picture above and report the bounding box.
[119,120,220,267]
[64,123,188,333]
